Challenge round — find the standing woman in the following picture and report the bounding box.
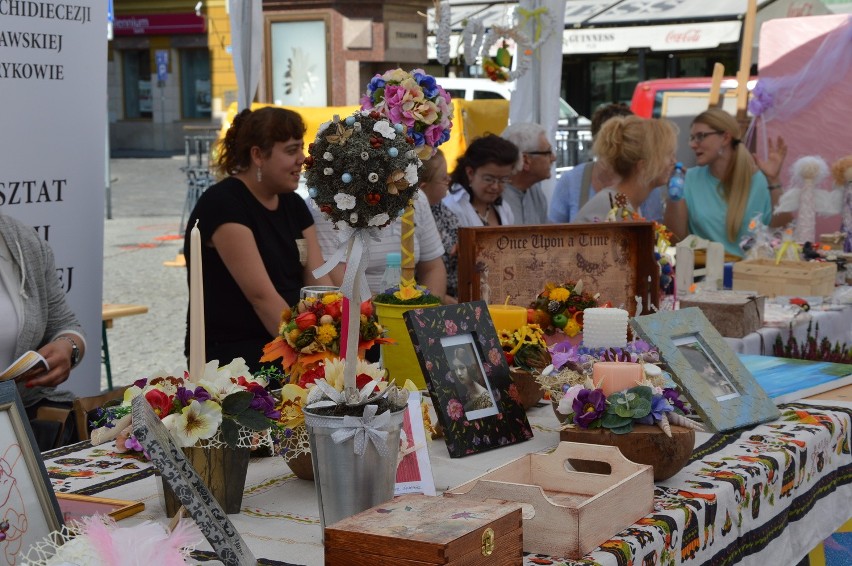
[184,107,332,372]
[442,134,519,228]
[573,116,677,223]
[664,108,770,257]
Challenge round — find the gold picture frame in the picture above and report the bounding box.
[56,493,144,523]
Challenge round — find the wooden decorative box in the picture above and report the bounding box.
[325,494,523,565]
[733,259,837,297]
[445,442,653,559]
[679,290,765,338]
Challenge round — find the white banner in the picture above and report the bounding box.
[563,20,743,53]
[0,0,107,397]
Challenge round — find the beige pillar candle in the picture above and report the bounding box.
[592,362,643,396]
[188,220,205,383]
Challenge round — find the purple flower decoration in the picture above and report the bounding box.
[193,386,212,403]
[572,388,606,428]
[637,394,674,425]
[133,378,148,389]
[250,392,281,420]
[663,388,688,413]
[748,82,773,117]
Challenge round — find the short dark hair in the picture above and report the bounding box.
[216,107,306,176]
[590,103,633,139]
[449,134,519,195]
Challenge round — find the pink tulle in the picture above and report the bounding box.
[79,515,201,566]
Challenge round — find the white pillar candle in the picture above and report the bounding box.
[582,307,628,349]
[188,220,205,383]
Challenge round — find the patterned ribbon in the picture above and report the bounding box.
[775,238,801,264]
[329,404,392,458]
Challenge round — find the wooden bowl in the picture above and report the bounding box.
[559,424,694,481]
[509,368,545,410]
[286,450,315,481]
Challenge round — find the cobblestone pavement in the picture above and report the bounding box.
[101,155,191,389]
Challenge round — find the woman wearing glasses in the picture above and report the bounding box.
[664,108,785,257]
[573,115,677,224]
[442,134,519,228]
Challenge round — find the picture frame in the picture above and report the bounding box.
[131,396,256,566]
[394,391,436,497]
[56,493,144,523]
[265,14,330,106]
[0,381,64,557]
[404,300,533,458]
[630,307,780,432]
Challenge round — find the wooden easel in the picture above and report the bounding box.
[735,0,758,138]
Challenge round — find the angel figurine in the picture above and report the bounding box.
[775,156,834,244]
[830,156,852,253]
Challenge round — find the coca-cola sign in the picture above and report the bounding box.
[666,28,701,43]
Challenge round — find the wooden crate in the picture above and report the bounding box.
[325,494,523,565]
[445,442,654,559]
[679,290,765,338]
[732,259,836,297]
[457,223,659,316]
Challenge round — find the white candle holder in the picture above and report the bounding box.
[582,308,628,349]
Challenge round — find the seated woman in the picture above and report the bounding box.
[0,211,87,450]
[184,107,332,373]
[442,134,519,228]
[664,108,779,257]
[573,116,677,223]
[419,150,459,303]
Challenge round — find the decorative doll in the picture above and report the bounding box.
[830,155,852,253]
[776,156,835,244]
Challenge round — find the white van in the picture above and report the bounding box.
[437,77,590,128]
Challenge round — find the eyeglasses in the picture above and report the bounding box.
[478,174,511,186]
[525,148,554,156]
[689,131,723,143]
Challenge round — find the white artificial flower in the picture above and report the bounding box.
[170,400,223,447]
[368,213,389,227]
[323,152,334,161]
[334,193,356,210]
[373,121,396,139]
[335,220,349,230]
[404,162,419,185]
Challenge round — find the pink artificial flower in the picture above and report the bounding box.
[447,398,464,421]
[444,320,458,335]
[423,124,445,147]
[360,94,374,109]
[411,102,439,125]
[383,85,407,109]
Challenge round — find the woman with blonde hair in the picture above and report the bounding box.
[573,115,677,223]
[664,108,772,257]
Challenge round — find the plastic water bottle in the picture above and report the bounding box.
[380,252,402,292]
[668,162,685,201]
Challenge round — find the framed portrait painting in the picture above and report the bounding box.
[404,301,533,458]
[630,307,780,432]
[0,381,64,560]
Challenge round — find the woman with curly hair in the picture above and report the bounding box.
[183,107,332,372]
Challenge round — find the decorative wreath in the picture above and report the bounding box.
[480,25,532,82]
[462,17,486,64]
[434,0,452,66]
[515,6,557,52]
[304,111,420,230]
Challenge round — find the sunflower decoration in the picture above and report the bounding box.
[529,280,601,337]
[304,111,420,230]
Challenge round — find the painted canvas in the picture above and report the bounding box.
[740,354,852,404]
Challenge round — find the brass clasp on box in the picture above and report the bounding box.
[481,527,495,556]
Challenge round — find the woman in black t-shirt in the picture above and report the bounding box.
[184,107,332,372]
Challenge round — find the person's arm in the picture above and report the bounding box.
[415,256,447,302]
[211,222,287,336]
[663,198,689,242]
[301,224,334,286]
[754,136,793,227]
[29,334,86,388]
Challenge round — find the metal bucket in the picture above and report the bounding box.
[304,406,405,533]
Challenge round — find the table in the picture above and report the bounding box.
[43,398,852,566]
[101,303,148,390]
[724,303,852,356]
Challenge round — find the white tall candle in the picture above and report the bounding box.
[188,220,205,382]
[582,307,628,349]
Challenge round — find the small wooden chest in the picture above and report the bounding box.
[324,494,523,565]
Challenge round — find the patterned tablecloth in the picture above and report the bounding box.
[43,401,852,566]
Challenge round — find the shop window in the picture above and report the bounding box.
[122,49,152,119]
[180,48,211,119]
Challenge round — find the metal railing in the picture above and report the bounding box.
[180,134,219,231]
[555,123,592,169]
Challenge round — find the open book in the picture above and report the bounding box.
[0,350,49,382]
